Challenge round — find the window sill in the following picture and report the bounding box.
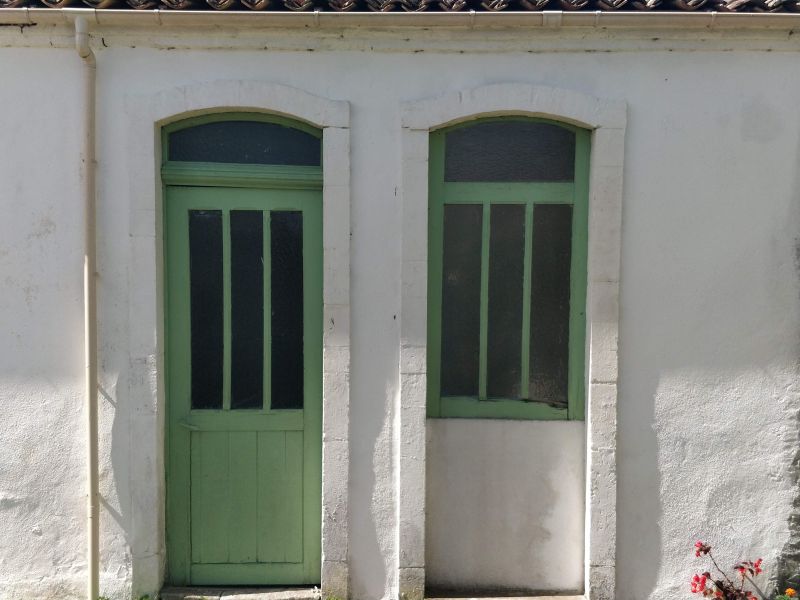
[430,396,573,420]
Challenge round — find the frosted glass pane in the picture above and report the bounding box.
[169,121,321,166]
[189,210,224,410]
[445,121,575,182]
[487,204,525,399]
[529,204,572,407]
[231,211,264,410]
[271,211,304,410]
[440,204,482,397]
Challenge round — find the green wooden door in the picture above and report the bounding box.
[165,185,322,586]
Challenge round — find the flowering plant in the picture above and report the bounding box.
[689,541,794,600]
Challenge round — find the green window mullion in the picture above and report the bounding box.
[263,211,272,411]
[478,202,491,401]
[222,210,232,411]
[519,202,534,400]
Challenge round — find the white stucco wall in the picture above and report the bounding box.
[0,22,799,600]
[426,421,585,593]
[0,48,94,600]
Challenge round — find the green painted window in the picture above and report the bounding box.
[427,118,590,420]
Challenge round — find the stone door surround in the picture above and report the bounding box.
[398,83,626,600]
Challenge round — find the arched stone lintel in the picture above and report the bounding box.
[400,83,625,132]
[148,80,350,129]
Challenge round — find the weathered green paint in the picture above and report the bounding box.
[427,118,590,421]
[165,173,322,584]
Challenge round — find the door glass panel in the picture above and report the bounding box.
[270,211,304,410]
[487,204,525,399]
[189,210,224,410]
[169,120,321,166]
[529,204,573,407]
[440,204,482,397]
[444,121,576,182]
[231,210,264,410]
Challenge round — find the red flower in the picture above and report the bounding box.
[695,541,712,558]
[691,574,709,594]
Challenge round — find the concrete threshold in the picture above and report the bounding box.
[160,587,320,600]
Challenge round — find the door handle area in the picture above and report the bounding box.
[178,420,199,431]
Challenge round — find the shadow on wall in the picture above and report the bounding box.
[348,317,396,598]
[103,373,135,600]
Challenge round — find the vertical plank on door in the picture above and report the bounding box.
[191,431,230,564]
[257,431,286,563]
[256,431,304,563]
[284,431,304,563]
[228,432,258,563]
[190,433,203,565]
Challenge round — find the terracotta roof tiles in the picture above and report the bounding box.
[0,0,797,14]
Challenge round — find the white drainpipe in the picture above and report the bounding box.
[74,15,99,600]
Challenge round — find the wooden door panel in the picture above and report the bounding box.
[166,185,322,585]
[227,432,259,564]
[189,430,304,565]
[191,431,232,565]
[257,431,304,564]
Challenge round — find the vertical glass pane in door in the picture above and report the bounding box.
[231,210,264,410]
[440,204,483,397]
[529,204,573,407]
[270,211,304,410]
[487,204,525,399]
[189,210,224,410]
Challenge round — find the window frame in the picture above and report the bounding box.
[426,117,590,421]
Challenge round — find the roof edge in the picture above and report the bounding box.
[1,6,800,28]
